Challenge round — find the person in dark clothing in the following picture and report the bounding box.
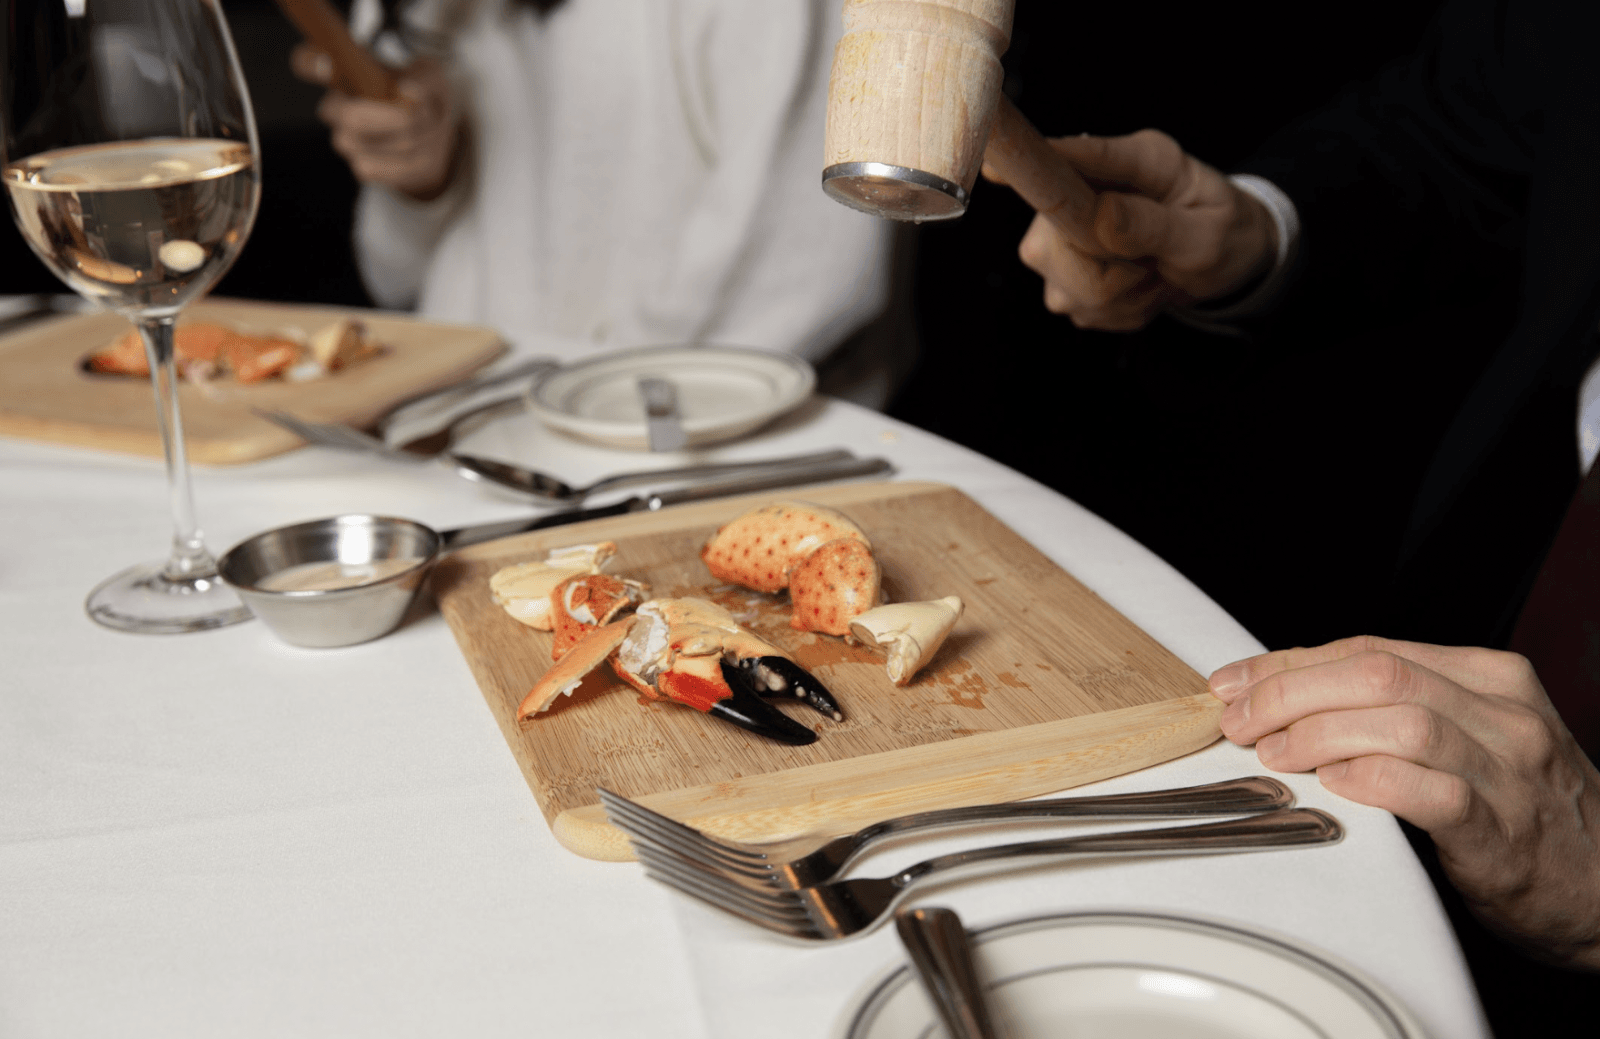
[975,0,1600,1029]
[989,0,1596,657]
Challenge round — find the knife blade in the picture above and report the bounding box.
[440,454,893,550]
[638,376,688,452]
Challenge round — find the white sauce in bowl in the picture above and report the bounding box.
[256,557,423,593]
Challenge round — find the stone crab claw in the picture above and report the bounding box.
[517,597,841,746]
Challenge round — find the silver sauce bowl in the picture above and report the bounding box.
[218,515,442,648]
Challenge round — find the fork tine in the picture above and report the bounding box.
[598,790,776,877]
[633,847,821,934]
[639,864,821,939]
[629,839,810,914]
[636,859,808,924]
[630,838,807,912]
[597,788,774,863]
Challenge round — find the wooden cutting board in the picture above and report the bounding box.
[0,297,505,464]
[433,480,1223,861]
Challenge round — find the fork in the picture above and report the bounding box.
[626,807,1343,941]
[253,356,556,457]
[596,776,1293,890]
[256,394,526,461]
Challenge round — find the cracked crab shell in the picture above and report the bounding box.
[700,502,871,593]
[517,618,633,719]
[848,596,964,685]
[549,574,648,660]
[788,538,882,636]
[489,542,618,629]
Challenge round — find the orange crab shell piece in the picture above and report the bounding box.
[700,502,871,593]
[788,538,883,636]
[548,574,648,661]
[517,619,633,720]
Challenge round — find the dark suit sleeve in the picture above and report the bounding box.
[1229,0,1600,650]
[1239,0,1538,341]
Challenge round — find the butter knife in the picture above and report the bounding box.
[895,907,1004,1039]
[638,376,688,452]
[440,454,892,550]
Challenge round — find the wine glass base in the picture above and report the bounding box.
[86,561,254,634]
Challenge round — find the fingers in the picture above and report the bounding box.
[290,43,333,86]
[1044,129,1187,199]
[1216,647,1505,751]
[1211,636,1546,710]
[314,58,458,197]
[1017,214,1167,330]
[1092,191,1175,257]
[1243,693,1481,779]
[982,96,1101,254]
[1316,754,1474,832]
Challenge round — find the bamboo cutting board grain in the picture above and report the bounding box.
[433,481,1223,860]
[0,298,505,464]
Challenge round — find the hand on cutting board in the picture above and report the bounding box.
[1209,635,1600,970]
[981,129,1276,330]
[291,45,461,202]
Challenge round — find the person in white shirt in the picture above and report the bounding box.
[294,0,905,405]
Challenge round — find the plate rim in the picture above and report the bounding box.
[525,343,815,447]
[838,908,1429,1039]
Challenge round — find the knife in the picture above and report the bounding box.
[638,376,689,452]
[895,907,1004,1039]
[440,454,893,550]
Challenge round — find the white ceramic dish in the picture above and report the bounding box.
[526,345,815,451]
[839,910,1428,1039]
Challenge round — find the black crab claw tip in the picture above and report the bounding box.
[734,656,845,723]
[714,660,819,746]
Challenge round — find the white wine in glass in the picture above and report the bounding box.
[2,0,261,633]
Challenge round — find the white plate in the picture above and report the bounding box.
[526,345,815,450]
[840,911,1428,1039]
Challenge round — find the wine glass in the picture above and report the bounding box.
[2,0,261,633]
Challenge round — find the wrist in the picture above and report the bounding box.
[1173,174,1300,327]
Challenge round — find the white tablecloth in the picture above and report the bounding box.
[0,364,1488,1038]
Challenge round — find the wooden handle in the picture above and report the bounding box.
[274,0,398,101]
[984,94,1101,254]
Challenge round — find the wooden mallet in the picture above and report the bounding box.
[822,0,1099,250]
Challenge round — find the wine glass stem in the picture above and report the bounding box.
[138,317,217,580]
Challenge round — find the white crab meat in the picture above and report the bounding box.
[848,596,964,686]
[614,598,758,687]
[489,542,618,629]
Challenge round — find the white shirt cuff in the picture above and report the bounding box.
[1173,174,1301,328]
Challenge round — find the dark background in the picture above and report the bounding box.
[6,3,1591,1030]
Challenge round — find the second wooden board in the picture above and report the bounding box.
[0,297,505,464]
[433,481,1222,860]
